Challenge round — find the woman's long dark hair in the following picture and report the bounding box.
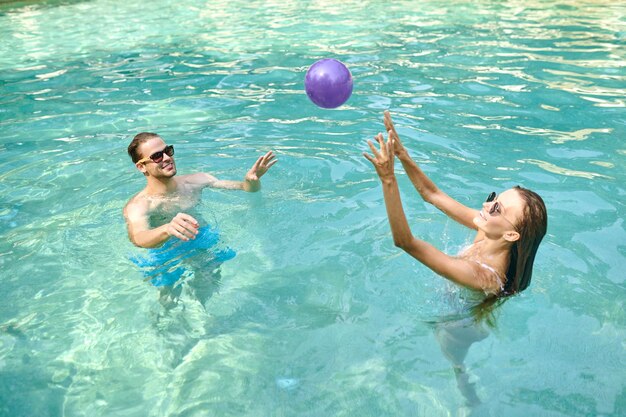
[472,186,547,325]
[503,186,548,294]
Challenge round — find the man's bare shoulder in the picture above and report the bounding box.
[178,172,218,187]
[123,192,150,218]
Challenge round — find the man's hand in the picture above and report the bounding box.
[245,151,277,182]
[242,151,277,192]
[166,213,199,241]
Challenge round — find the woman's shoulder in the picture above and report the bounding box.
[470,261,505,295]
[457,242,505,295]
[457,240,481,257]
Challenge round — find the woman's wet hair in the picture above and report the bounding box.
[503,186,548,294]
[128,132,161,163]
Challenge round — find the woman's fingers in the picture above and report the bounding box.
[387,131,395,155]
[383,111,396,134]
[363,152,375,164]
[384,111,402,145]
[367,139,381,159]
[365,134,394,164]
[376,133,388,158]
[367,133,394,157]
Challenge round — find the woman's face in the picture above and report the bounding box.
[474,188,526,237]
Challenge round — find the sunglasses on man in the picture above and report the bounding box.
[137,145,174,164]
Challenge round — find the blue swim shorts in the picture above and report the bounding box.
[129,225,236,287]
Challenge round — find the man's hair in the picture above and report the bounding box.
[128,132,161,163]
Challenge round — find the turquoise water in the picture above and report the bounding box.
[1,0,625,415]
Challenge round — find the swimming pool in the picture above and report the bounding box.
[1,0,624,415]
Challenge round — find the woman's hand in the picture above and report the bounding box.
[383,110,409,160]
[363,131,395,181]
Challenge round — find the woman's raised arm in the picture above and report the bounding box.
[383,111,478,230]
[363,131,500,293]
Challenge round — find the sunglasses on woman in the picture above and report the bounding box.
[137,145,174,164]
[485,192,516,227]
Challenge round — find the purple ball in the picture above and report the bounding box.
[305,59,353,109]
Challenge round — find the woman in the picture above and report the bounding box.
[364,111,548,407]
[364,111,547,297]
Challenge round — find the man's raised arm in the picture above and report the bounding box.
[191,151,277,192]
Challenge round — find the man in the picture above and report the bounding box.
[124,132,277,248]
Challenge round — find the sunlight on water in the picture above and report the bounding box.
[1,1,625,416]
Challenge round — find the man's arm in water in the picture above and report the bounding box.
[123,197,199,248]
[186,151,278,192]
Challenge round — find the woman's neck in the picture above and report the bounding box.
[465,238,511,275]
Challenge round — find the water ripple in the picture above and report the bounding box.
[1,1,625,415]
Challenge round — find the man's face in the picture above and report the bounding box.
[136,137,177,178]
